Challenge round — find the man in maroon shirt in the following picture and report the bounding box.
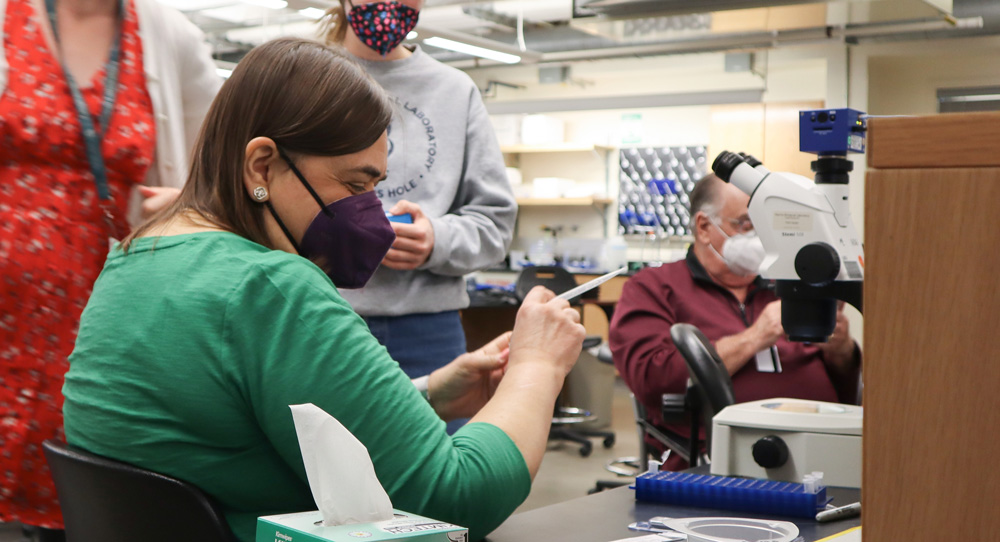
[609,174,860,470]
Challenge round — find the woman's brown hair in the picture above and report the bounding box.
[317,1,350,45]
[123,37,393,250]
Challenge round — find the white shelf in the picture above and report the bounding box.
[504,143,619,239]
[516,197,613,206]
[501,143,615,154]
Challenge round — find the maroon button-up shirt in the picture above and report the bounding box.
[609,248,860,466]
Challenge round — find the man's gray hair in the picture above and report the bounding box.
[689,174,724,219]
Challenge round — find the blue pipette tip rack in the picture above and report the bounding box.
[632,471,829,519]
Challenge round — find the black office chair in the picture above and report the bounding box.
[42,440,237,542]
[669,323,736,463]
[513,265,588,304]
[515,265,616,457]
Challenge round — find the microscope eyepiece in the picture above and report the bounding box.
[712,151,745,182]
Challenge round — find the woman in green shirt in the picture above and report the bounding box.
[62,37,585,542]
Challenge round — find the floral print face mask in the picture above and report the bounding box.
[347,1,420,56]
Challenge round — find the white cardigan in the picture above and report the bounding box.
[0,0,221,224]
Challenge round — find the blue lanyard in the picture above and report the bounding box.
[44,0,125,203]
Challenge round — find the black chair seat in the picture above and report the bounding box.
[43,440,236,542]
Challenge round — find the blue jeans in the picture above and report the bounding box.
[365,310,467,433]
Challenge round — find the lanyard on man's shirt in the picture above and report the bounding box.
[44,0,125,235]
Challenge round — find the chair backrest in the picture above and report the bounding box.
[669,323,736,455]
[43,440,237,542]
[514,266,581,303]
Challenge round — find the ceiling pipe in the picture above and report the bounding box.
[830,15,983,37]
[538,31,783,62]
[484,88,765,115]
[539,16,982,62]
[580,0,834,19]
[440,15,983,68]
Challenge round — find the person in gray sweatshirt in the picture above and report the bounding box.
[319,0,517,430]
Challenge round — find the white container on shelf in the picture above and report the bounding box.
[564,182,604,199]
[600,237,629,272]
[508,250,527,271]
[520,115,565,146]
[526,238,556,266]
[490,114,524,146]
[532,177,573,198]
[512,183,533,199]
[505,167,523,186]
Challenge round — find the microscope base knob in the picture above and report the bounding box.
[752,435,790,469]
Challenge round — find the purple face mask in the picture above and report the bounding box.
[266,149,395,289]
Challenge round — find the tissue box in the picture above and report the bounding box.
[256,510,468,542]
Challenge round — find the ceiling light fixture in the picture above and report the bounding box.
[298,7,325,19]
[153,0,226,10]
[241,0,287,10]
[423,36,520,64]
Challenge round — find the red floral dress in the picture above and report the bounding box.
[0,0,155,528]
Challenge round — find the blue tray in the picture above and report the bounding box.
[633,471,829,519]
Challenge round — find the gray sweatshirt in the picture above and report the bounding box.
[339,46,517,316]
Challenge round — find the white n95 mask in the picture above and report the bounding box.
[710,220,766,277]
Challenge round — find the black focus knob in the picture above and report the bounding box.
[752,435,789,469]
[794,242,841,287]
[711,151,744,183]
[739,152,762,168]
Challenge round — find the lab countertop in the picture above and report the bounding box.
[481,266,640,276]
[467,266,637,309]
[487,483,861,542]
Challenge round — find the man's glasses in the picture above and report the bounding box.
[719,215,755,233]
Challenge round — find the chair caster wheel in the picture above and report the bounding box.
[579,443,593,457]
[603,435,616,448]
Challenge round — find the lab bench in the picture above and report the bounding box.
[487,473,861,542]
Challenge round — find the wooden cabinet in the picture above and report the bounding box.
[863,112,1000,542]
[708,101,824,178]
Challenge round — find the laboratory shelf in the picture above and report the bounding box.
[500,143,615,154]
[516,197,614,206]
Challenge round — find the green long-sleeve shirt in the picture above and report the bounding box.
[63,232,530,542]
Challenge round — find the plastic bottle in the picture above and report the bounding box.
[603,237,629,272]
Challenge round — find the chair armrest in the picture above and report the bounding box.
[640,419,692,464]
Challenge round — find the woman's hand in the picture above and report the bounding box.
[382,200,435,270]
[507,286,586,379]
[427,333,511,422]
[465,286,587,478]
